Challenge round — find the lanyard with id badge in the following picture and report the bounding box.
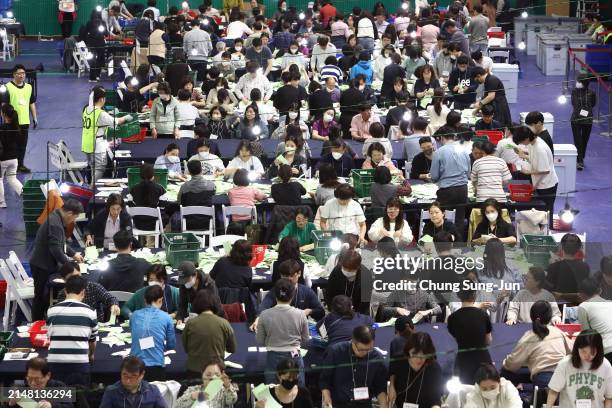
[576,400,591,408]
[402,366,425,408]
[139,309,155,351]
[350,349,370,401]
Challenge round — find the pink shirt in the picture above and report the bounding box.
[350,113,381,140]
[420,24,440,48]
[227,186,267,221]
[331,21,351,39]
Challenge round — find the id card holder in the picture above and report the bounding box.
[576,400,591,408]
[139,336,154,350]
[403,403,419,408]
[579,109,588,117]
[353,387,369,400]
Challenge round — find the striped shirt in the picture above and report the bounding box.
[47,300,98,365]
[320,64,344,83]
[471,155,512,202]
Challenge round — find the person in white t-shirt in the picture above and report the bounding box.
[547,330,612,408]
[512,126,558,229]
[320,184,367,244]
[226,13,253,40]
[189,138,225,175]
[471,50,494,73]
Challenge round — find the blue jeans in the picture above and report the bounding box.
[532,371,553,388]
[264,351,305,386]
[470,43,488,55]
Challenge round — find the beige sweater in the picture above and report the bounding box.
[148,29,166,58]
[503,325,573,378]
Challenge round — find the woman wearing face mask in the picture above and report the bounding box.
[312,109,338,141]
[218,51,236,81]
[324,250,372,314]
[464,363,521,408]
[234,103,269,141]
[388,332,444,408]
[122,265,180,319]
[255,358,313,408]
[421,201,461,241]
[546,330,612,408]
[272,104,311,141]
[205,77,237,109]
[281,40,306,70]
[571,73,597,170]
[374,44,395,81]
[177,358,238,408]
[154,142,187,181]
[150,82,179,139]
[180,77,205,108]
[229,38,247,70]
[269,135,308,179]
[84,193,133,249]
[206,106,233,139]
[176,262,221,325]
[472,198,516,245]
[272,0,288,21]
[471,141,512,203]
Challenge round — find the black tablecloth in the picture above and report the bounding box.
[0,323,528,384]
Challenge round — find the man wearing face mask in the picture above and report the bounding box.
[319,138,355,178]
[433,42,458,80]
[320,325,388,408]
[176,261,220,325]
[524,111,554,156]
[122,264,180,319]
[234,61,273,103]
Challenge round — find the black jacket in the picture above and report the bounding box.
[325,265,372,315]
[100,253,151,293]
[30,210,75,273]
[380,63,406,101]
[448,66,478,105]
[273,85,306,115]
[83,209,133,248]
[177,271,221,320]
[0,123,18,161]
[308,89,334,120]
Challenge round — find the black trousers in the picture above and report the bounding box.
[436,184,468,237]
[147,55,165,67]
[144,366,166,382]
[17,125,29,167]
[59,12,74,38]
[188,60,207,82]
[31,264,51,321]
[571,122,592,163]
[89,49,106,80]
[536,183,557,229]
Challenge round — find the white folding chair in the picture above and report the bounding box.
[208,234,246,249]
[127,206,164,247]
[0,259,33,330]
[180,205,215,248]
[515,210,549,244]
[6,252,33,287]
[58,140,88,185]
[404,161,412,179]
[73,41,91,78]
[0,28,14,61]
[418,208,456,238]
[488,50,510,63]
[221,205,257,233]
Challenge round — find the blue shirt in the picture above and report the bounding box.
[130,306,176,367]
[430,141,471,188]
[154,154,182,177]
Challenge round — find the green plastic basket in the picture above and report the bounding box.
[472,135,489,143]
[312,230,343,265]
[0,331,13,347]
[22,179,48,199]
[127,167,169,190]
[351,169,376,198]
[106,114,141,139]
[162,233,201,268]
[521,234,558,267]
[104,89,118,111]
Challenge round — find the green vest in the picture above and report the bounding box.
[6,82,32,125]
[81,107,103,154]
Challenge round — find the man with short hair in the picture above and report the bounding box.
[410,136,436,181]
[30,199,84,321]
[273,71,305,116]
[58,261,119,322]
[448,54,478,109]
[129,285,176,381]
[311,35,337,73]
[475,104,503,131]
[374,13,389,35]
[245,37,273,76]
[320,55,344,84]
[3,64,37,173]
[524,111,554,155]
[320,325,388,408]
[102,5,122,37]
[402,116,430,162]
[385,90,412,134]
[13,357,72,408]
[244,21,264,48]
[183,19,212,81]
[445,20,469,56]
[47,275,98,387]
[350,104,381,141]
[234,61,273,102]
[467,4,489,54]
[100,356,167,407]
[100,230,151,293]
[177,159,216,230]
[273,21,295,53]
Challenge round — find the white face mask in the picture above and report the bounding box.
[184,278,196,289]
[486,211,498,222]
[234,46,242,52]
[198,151,210,159]
[167,155,180,163]
[323,113,334,122]
[359,85,365,91]
[342,268,357,279]
[576,82,584,89]
[222,61,231,67]
[148,281,161,287]
[481,387,500,401]
[290,48,298,54]
[212,114,221,121]
[332,152,343,160]
[288,112,298,120]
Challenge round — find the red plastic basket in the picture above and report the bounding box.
[508,183,534,202]
[555,324,582,338]
[250,245,267,267]
[487,31,506,39]
[122,38,135,45]
[29,320,49,348]
[475,130,504,146]
[123,127,146,144]
[0,280,6,308]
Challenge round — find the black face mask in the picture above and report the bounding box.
[281,379,298,390]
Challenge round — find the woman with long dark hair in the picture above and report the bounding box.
[128,163,166,247]
[316,295,373,346]
[502,300,572,387]
[0,104,22,208]
[426,87,450,134]
[368,197,413,244]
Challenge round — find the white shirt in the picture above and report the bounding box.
[357,17,375,38]
[311,44,337,72]
[426,104,450,134]
[144,6,160,20]
[256,101,278,122]
[227,156,265,175]
[176,102,199,128]
[578,295,612,354]
[226,21,253,40]
[368,218,413,244]
[234,73,273,100]
[320,198,366,236]
[528,137,558,190]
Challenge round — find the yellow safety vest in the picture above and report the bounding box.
[6,82,32,126]
[82,107,103,154]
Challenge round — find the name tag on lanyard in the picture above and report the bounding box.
[353,387,369,400]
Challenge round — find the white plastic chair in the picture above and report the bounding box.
[0,259,33,330]
[58,140,88,184]
[221,205,257,233]
[404,161,413,179]
[73,41,91,78]
[180,205,215,248]
[6,252,33,288]
[418,208,456,238]
[127,206,164,247]
[0,28,14,61]
[489,49,510,63]
[208,234,246,249]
